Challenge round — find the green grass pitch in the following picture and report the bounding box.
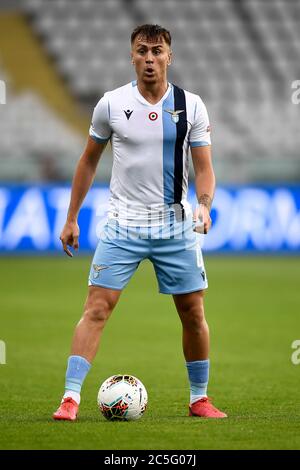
[0,255,299,450]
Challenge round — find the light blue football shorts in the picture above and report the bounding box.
[88,216,208,295]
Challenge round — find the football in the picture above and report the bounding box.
[97,374,148,421]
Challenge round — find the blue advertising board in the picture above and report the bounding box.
[0,184,299,253]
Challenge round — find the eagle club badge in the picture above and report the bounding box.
[164,109,185,124]
[93,264,109,279]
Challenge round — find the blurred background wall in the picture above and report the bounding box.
[0,0,300,252]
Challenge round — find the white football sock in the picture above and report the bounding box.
[63,391,81,405]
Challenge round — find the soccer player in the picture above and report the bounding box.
[53,24,227,421]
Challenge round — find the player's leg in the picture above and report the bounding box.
[53,286,121,421]
[173,290,210,402]
[71,285,121,363]
[173,290,227,418]
[151,217,226,418]
[173,290,209,362]
[53,222,147,420]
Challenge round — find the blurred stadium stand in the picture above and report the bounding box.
[0,0,300,182]
[0,89,83,180]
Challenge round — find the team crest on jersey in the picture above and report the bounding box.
[93,264,109,279]
[164,109,185,124]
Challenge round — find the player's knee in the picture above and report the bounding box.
[84,298,113,325]
[180,303,206,330]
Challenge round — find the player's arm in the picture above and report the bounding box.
[60,136,107,257]
[191,145,215,234]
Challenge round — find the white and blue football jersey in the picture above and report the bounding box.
[89,81,211,226]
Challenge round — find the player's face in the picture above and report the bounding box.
[131,36,172,85]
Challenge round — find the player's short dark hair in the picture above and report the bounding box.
[131,24,171,47]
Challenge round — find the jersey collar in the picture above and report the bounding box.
[132,81,172,107]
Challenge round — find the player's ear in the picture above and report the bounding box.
[168,50,172,66]
[131,52,135,65]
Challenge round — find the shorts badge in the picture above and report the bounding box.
[93,264,109,279]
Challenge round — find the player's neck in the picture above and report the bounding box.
[137,80,169,105]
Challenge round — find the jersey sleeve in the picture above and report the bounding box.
[89,94,112,143]
[189,96,211,148]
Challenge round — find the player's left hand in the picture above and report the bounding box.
[193,204,212,234]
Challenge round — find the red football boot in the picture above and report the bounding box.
[189,397,227,418]
[53,397,79,421]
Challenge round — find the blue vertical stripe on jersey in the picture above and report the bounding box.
[173,85,187,203]
[162,86,176,204]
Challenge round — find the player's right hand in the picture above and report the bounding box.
[60,220,80,257]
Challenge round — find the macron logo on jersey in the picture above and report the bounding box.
[124,109,133,120]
